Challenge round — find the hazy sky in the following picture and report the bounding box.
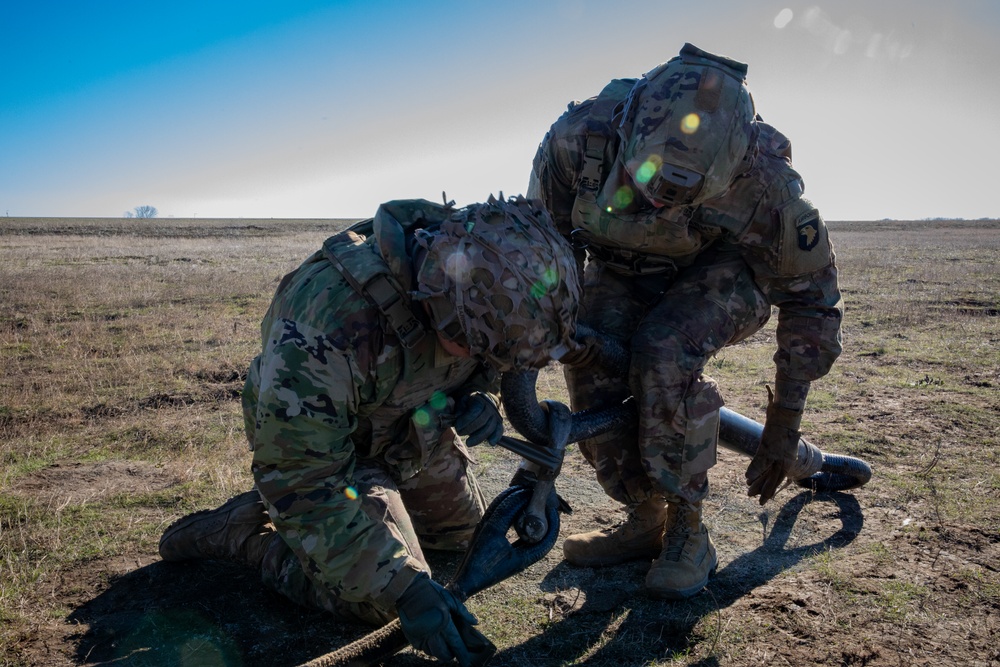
[3,1,998,221]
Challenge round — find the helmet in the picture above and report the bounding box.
[414,195,581,372]
[620,43,757,207]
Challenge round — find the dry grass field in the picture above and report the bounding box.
[1,216,998,667]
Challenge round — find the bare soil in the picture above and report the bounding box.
[11,446,999,667]
[2,218,998,667]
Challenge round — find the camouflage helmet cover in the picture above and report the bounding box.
[621,43,757,207]
[414,195,582,372]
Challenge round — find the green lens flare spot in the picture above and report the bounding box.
[429,390,448,410]
[344,486,359,500]
[613,186,635,209]
[413,408,430,426]
[529,267,558,299]
[635,155,662,185]
[635,162,655,184]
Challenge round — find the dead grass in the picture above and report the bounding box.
[1,217,999,667]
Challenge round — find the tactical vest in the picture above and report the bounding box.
[319,220,480,479]
[321,227,425,349]
[318,198,460,349]
[570,77,635,234]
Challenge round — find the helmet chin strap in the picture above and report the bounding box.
[421,301,472,359]
[420,294,469,348]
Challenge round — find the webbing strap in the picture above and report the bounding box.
[322,236,425,349]
[570,78,632,227]
[577,134,607,203]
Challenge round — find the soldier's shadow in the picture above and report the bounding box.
[67,549,467,666]
[66,493,860,666]
[497,490,863,666]
[66,558,377,666]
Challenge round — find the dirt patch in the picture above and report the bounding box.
[725,523,1000,667]
[10,451,997,667]
[4,219,999,666]
[9,461,181,505]
[81,388,242,420]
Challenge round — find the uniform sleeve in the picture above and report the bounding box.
[740,190,844,395]
[250,316,423,608]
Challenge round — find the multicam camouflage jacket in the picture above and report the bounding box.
[529,78,844,387]
[241,207,496,606]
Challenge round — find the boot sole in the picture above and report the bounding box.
[563,546,661,568]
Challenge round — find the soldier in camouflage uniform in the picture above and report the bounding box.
[158,195,581,666]
[528,43,843,599]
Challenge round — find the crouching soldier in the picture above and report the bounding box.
[528,43,843,599]
[158,195,582,666]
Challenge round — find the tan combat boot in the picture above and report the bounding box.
[563,497,667,567]
[159,490,276,569]
[645,501,717,599]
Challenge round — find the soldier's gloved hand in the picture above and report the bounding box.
[746,386,802,505]
[556,330,600,367]
[396,573,492,666]
[454,391,503,446]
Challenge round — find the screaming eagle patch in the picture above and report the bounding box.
[775,197,833,276]
[797,216,821,251]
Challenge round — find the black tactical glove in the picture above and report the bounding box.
[454,391,503,446]
[396,573,492,666]
[746,386,802,505]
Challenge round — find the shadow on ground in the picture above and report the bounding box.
[68,559,371,667]
[67,491,860,667]
[496,491,863,666]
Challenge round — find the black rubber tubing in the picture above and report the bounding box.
[501,323,871,492]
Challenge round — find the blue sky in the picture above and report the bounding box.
[2,0,998,220]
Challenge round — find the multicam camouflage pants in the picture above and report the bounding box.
[259,428,485,625]
[567,244,771,507]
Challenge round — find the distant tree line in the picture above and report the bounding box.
[124,206,158,219]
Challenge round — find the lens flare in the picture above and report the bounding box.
[681,113,700,134]
[529,266,558,298]
[414,390,448,427]
[345,486,358,500]
[429,390,448,410]
[634,156,662,184]
[444,250,471,284]
[613,186,635,209]
[774,8,793,29]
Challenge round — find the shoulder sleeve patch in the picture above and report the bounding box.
[775,197,833,276]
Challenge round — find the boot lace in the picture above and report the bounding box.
[660,506,694,562]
